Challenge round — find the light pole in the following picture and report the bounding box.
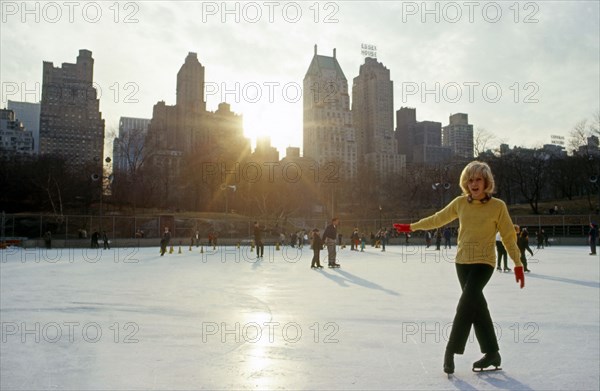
[220,184,237,213]
[379,205,382,229]
[432,182,451,209]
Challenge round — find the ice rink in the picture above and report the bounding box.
[1,243,599,390]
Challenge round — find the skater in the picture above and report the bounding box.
[253,221,264,259]
[102,231,110,250]
[279,232,286,247]
[310,228,323,269]
[517,226,533,272]
[381,228,388,252]
[160,227,171,256]
[43,231,52,249]
[290,232,297,248]
[425,231,432,248]
[323,217,340,267]
[443,227,452,249]
[91,231,100,249]
[588,222,597,255]
[351,228,359,251]
[191,230,200,247]
[536,230,544,249]
[495,232,510,272]
[394,161,524,375]
[435,229,442,250]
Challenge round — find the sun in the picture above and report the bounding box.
[243,110,272,147]
[241,103,302,155]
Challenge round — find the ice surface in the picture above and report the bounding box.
[1,244,599,390]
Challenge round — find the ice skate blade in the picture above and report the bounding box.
[472,366,502,372]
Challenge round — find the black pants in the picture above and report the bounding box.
[256,241,264,257]
[311,249,321,267]
[496,241,508,269]
[446,263,498,355]
[160,239,169,256]
[519,246,532,270]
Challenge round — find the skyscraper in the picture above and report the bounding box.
[442,113,474,159]
[395,107,451,164]
[7,100,40,153]
[0,109,34,158]
[146,52,249,160]
[352,57,403,177]
[176,52,206,113]
[39,49,105,171]
[303,45,357,179]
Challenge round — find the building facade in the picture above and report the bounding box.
[395,107,451,164]
[442,113,474,159]
[303,45,357,180]
[39,49,105,172]
[352,57,403,177]
[146,52,250,170]
[7,100,40,153]
[0,109,34,158]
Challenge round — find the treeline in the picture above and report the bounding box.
[2,148,598,218]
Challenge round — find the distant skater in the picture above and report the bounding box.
[310,228,323,269]
[322,217,340,268]
[589,222,598,255]
[517,227,534,272]
[254,221,264,259]
[160,227,171,256]
[496,232,509,272]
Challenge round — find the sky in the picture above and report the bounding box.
[1,0,599,157]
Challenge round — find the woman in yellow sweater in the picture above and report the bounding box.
[394,161,525,375]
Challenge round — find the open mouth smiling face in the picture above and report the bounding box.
[468,176,486,200]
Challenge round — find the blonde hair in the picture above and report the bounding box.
[459,161,495,196]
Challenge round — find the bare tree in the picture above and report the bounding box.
[111,125,152,212]
[568,119,589,154]
[474,127,499,156]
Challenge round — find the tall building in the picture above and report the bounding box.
[0,109,34,158]
[352,57,403,177]
[395,107,417,158]
[112,116,151,174]
[7,101,40,153]
[176,52,206,113]
[395,107,451,164]
[38,50,105,172]
[146,52,250,165]
[252,136,279,162]
[442,113,474,159]
[303,45,357,179]
[411,121,452,164]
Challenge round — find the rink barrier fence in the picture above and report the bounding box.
[1,213,598,249]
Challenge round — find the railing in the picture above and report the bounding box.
[1,213,598,242]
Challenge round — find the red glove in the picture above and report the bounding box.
[514,266,525,289]
[393,223,412,233]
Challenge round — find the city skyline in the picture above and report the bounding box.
[1,1,599,157]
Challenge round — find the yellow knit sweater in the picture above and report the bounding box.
[411,195,523,268]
